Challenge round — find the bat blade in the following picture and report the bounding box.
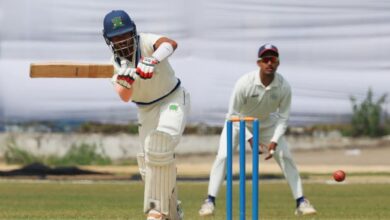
[30,62,114,78]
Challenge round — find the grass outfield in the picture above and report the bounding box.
[0,180,390,219]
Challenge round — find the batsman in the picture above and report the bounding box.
[103,10,190,220]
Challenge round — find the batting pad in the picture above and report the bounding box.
[144,131,178,218]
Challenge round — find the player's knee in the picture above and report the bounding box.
[215,154,227,161]
[276,149,293,162]
[145,130,176,166]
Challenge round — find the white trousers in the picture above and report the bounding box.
[137,87,190,147]
[137,87,190,216]
[207,123,303,200]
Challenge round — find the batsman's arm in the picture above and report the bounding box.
[151,37,177,62]
[112,59,137,102]
[114,83,133,102]
[154,37,178,51]
[135,36,177,79]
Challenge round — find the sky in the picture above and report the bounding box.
[1,0,389,126]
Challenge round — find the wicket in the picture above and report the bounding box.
[226,117,259,220]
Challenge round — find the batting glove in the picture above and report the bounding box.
[136,56,159,79]
[112,60,137,89]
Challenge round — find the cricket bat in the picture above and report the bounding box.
[30,62,114,78]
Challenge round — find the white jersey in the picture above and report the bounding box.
[111,33,179,104]
[227,70,291,143]
[208,71,304,202]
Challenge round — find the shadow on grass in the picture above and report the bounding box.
[0,162,109,179]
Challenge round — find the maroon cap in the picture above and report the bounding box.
[258,44,279,57]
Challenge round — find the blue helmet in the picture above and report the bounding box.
[103,10,136,40]
[102,10,138,61]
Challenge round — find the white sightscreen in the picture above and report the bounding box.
[0,0,389,125]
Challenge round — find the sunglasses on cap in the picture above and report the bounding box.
[258,56,279,63]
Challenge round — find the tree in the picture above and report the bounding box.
[350,88,387,137]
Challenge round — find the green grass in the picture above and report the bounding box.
[4,142,112,166]
[0,180,389,219]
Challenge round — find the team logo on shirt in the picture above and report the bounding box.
[251,94,259,98]
[271,93,278,100]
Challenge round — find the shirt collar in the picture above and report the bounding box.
[255,72,281,89]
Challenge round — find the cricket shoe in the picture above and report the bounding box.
[198,199,215,216]
[177,200,184,220]
[295,199,317,216]
[146,209,166,220]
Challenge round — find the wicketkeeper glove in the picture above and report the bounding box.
[136,56,159,79]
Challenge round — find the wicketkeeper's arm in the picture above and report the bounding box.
[226,80,254,142]
[270,86,292,143]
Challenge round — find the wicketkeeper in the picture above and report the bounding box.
[199,44,317,216]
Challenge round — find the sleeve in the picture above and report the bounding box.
[226,79,253,141]
[226,80,245,119]
[270,84,292,143]
[141,33,164,52]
